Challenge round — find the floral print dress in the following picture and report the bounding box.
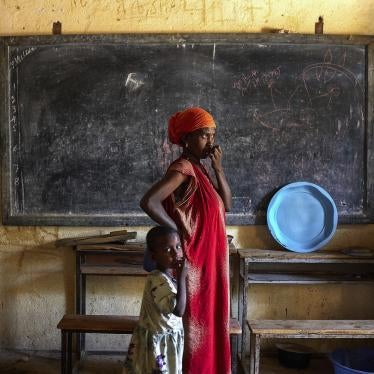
[123,270,184,374]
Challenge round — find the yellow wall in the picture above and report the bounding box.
[1,0,374,352]
[1,0,374,35]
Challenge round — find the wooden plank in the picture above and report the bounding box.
[76,243,145,251]
[249,333,373,339]
[109,229,128,236]
[230,318,242,335]
[238,248,374,263]
[57,315,139,333]
[72,233,137,245]
[5,33,374,50]
[58,314,241,334]
[247,272,374,284]
[56,232,137,247]
[80,265,148,276]
[76,249,144,256]
[247,320,374,335]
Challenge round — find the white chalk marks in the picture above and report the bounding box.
[9,81,24,211]
[115,0,272,25]
[9,47,36,70]
[302,49,363,107]
[233,66,281,95]
[233,49,364,131]
[124,72,145,91]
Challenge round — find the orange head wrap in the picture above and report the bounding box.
[168,107,216,146]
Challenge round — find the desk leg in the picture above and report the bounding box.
[61,331,67,374]
[230,335,238,374]
[230,251,240,367]
[239,258,248,360]
[76,253,86,359]
[67,332,73,374]
[80,274,86,357]
[61,331,73,374]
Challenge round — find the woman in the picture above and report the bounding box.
[140,107,232,374]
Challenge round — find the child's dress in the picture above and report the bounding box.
[123,269,184,374]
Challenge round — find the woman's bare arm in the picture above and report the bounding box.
[140,170,188,230]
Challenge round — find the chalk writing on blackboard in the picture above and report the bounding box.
[2,36,371,226]
[233,66,281,95]
[124,72,145,91]
[231,50,364,132]
[9,47,36,69]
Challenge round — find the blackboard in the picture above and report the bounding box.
[1,34,374,225]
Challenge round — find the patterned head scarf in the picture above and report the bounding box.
[168,107,216,146]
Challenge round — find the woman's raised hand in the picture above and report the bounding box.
[209,145,223,172]
[208,144,232,211]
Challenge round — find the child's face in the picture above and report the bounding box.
[151,233,183,271]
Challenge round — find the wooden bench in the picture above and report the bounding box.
[57,314,242,374]
[247,319,374,374]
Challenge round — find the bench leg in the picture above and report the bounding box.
[61,331,66,374]
[62,331,73,374]
[230,335,238,374]
[249,333,260,374]
[76,255,86,359]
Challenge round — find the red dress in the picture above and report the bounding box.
[163,157,231,374]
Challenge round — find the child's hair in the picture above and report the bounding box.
[146,226,179,252]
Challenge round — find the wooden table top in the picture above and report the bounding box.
[238,248,374,263]
[247,319,374,335]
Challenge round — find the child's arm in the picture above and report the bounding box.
[173,258,188,317]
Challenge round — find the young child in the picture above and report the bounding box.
[123,226,188,374]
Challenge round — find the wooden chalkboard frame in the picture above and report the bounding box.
[1,33,374,226]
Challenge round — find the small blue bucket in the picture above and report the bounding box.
[329,348,374,374]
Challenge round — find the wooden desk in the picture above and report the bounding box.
[75,245,147,357]
[75,243,238,358]
[238,248,374,363]
[247,319,374,374]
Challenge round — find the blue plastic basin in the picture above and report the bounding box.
[330,348,374,374]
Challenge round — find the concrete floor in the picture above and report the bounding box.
[0,350,335,374]
[0,350,124,374]
[243,356,335,374]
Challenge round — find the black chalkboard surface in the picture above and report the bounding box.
[1,34,374,225]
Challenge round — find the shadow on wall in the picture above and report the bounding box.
[0,242,75,350]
